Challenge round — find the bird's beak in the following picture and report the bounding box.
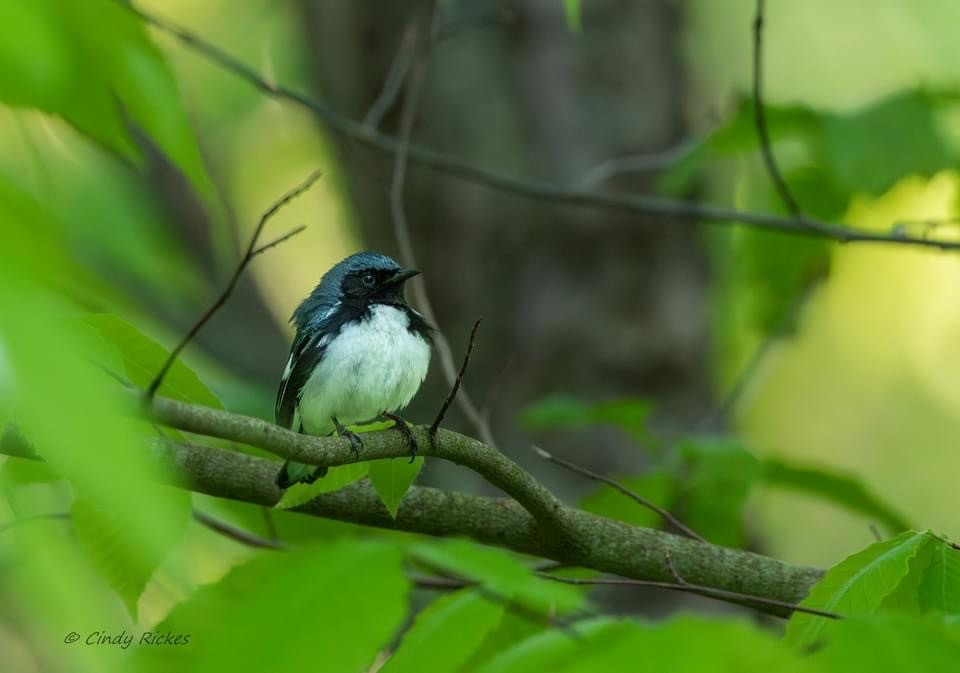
[389,268,420,284]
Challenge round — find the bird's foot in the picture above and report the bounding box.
[382,412,418,463]
[332,416,364,460]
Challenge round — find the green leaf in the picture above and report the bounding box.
[918,539,960,616]
[82,313,222,408]
[785,531,934,649]
[760,458,913,533]
[0,455,61,487]
[135,540,410,673]
[521,394,653,442]
[0,0,212,196]
[274,463,369,510]
[382,591,506,673]
[562,0,582,32]
[678,439,759,547]
[577,469,675,529]
[369,457,424,518]
[461,609,547,673]
[71,494,189,620]
[411,539,584,615]
[810,616,960,672]
[478,617,796,673]
[823,90,951,195]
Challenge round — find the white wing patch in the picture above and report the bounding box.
[297,305,431,436]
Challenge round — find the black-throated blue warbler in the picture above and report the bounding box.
[275,251,432,488]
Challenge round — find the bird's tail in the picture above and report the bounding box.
[275,460,328,489]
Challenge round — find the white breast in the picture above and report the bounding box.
[297,304,431,435]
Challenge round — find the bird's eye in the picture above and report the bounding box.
[361,273,376,288]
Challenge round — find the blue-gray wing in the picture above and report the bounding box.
[275,330,328,430]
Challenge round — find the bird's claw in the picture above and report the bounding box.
[383,412,418,463]
[332,416,364,460]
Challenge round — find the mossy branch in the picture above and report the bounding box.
[146,396,823,617]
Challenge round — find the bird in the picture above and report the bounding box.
[274,251,433,489]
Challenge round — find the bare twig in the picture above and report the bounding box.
[122,5,960,270]
[430,319,482,436]
[752,0,803,218]
[364,26,419,129]
[144,170,322,401]
[251,224,307,257]
[869,524,883,542]
[536,570,840,620]
[386,20,498,449]
[531,445,705,543]
[579,135,704,190]
[192,509,289,550]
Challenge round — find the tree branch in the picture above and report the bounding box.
[125,2,960,252]
[148,395,570,538]
[145,436,823,617]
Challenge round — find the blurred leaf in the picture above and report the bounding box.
[71,493,188,620]
[562,0,582,32]
[810,616,960,672]
[369,457,424,519]
[382,590,506,673]
[678,439,759,547]
[274,463,369,510]
[82,313,222,408]
[0,176,194,614]
[0,0,212,195]
[0,455,60,487]
[918,539,960,616]
[136,540,409,673]
[411,539,584,615]
[474,619,623,673]
[785,531,934,649]
[577,469,676,529]
[521,394,653,442]
[760,458,913,533]
[462,609,547,673]
[823,90,951,195]
[477,617,795,673]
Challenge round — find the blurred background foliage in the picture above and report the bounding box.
[3,0,960,671]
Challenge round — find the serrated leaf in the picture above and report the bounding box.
[918,539,960,616]
[578,469,675,529]
[71,493,189,620]
[785,531,934,649]
[761,458,912,534]
[474,619,623,673]
[382,590,506,673]
[273,463,369,510]
[134,540,409,673]
[369,457,424,518]
[411,539,584,616]
[82,313,221,408]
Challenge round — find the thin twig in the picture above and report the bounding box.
[144,170,322,401]
[385,19,498,448]
[536,570,840,621]
[531,445,705,543]
[192,509,289,550]
[125,1,960,253]
[752,0,802,218]
[579,134,704,190]
[251,224,307,257]
[869,524,883,542]
[430,319,482,436]
[364,26,419,129]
